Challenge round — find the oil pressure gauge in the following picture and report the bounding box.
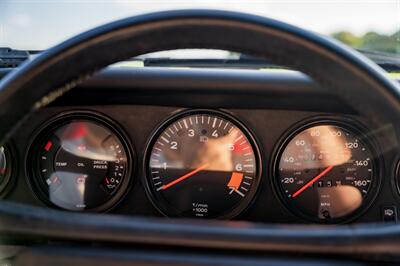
[144,110,262,219]
[28,112,132,212]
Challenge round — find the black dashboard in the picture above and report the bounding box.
[1,67,399,225]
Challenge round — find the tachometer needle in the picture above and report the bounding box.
[160,163,209,190]
[292,165,334,198]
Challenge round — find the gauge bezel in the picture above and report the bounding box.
[0,143,16,197]
[394,158,400,201]
[143,109,263,219]
[26,110,134,212]
[271,116,382,224]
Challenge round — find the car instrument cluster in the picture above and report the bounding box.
[0,108,394,224]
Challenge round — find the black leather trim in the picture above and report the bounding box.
[1,201,400,258]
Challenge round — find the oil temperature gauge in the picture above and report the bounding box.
[28,113,132,212]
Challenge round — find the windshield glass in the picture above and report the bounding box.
[0,0,399,54]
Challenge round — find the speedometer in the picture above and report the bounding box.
[274,120,379,223]
[144,110,261,218]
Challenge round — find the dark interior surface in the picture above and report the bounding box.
[1,67,398,225]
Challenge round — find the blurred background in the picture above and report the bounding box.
[0,0,398,54]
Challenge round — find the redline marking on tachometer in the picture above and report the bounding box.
[227,172,244,191]
[44,140,53,152]
[234,135,243,143]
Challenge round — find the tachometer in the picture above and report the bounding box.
[274,120,378,223]
[144,110,261,218]
[28,113,133,212]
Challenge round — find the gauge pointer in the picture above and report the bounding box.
[292,165,334,198]
[160,163,209,190]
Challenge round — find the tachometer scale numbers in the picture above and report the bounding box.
[276,124,376,222]
[146,111,261,218]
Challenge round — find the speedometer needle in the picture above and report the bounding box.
[160,163,209,190]
[292,165,334,198]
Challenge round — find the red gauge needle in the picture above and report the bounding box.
[292,165,334,198]
[160,163,209,190]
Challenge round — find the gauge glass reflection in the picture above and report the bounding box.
[146,111,261,218]
[277,124,376,222]
[32,119,130,211]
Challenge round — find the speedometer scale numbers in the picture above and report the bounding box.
[146,111,261,218]
[276,124,375,222]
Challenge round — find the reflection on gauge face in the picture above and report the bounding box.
[0,146,11,193]
[276,123,377,223]
[145,110,261,218]
[29,116,131,211]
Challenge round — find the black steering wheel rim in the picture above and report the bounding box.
[0,9,399,147]
[0,10,400,260]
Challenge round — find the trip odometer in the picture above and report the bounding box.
[274,120,378,223]
[145,110,261,218]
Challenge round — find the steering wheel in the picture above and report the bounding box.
[0,9,399,259]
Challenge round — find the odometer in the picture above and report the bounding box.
[145,110,261,218]
[275,121,378,223]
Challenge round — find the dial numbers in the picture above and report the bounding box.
[276,124,376,222]
[146,111,261,218]
[29,116,132,212]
